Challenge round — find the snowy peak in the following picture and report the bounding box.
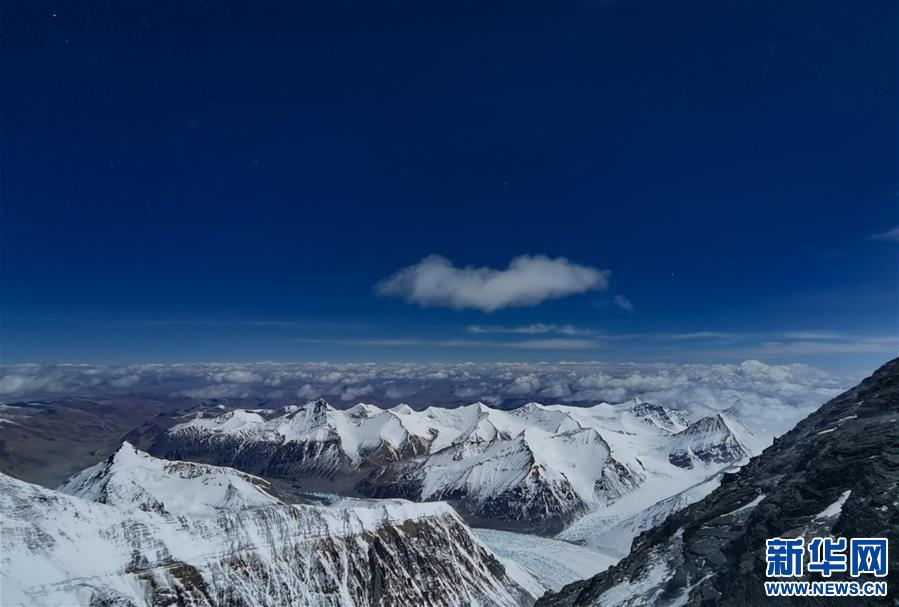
[668,413,756,469]
[5,464,536,607]
[58,442,282,516]
[628,401,689,434]
[512,402,585,434]
[346,402,380,418]
[169,399,431,466]
[521,427,613,503]
[389,403,415,415]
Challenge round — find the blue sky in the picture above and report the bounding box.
[1,0,896,373]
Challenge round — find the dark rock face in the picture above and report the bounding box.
[537,358,899,607]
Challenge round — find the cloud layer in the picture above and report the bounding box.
[376,255,609,312]
[0,359,861,436]
[467,323,593,336]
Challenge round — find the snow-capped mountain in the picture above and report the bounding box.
[536,358,899,606]
[667,413,763,469]
[2,446,535,607]
[134,398,763,533]
[58,441,283,516]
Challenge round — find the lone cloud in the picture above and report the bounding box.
[376,254,609,312]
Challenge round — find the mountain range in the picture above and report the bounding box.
[128,398,765,534]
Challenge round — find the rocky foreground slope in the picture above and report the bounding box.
[536,358,899,607]
[1,445,535,607]
[130,399,762,533]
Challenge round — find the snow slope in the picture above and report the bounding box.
[3,447,535,607]
[558,471,726,555]
[475,528,619,593]
[58,441,282,516]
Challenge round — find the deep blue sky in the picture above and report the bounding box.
[1,0,897,372]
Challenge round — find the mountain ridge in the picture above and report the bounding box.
[129,399,761,534]
[2,446,536,607]
[535,357,899,606]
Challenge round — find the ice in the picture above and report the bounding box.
[475,528,618,592]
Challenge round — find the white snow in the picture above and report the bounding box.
[58,442,282,517]
[6,451,534,607]
[168,398,764,540]
[815,490,851,519]
[475,528,618,592]
[559,472,723,555]
[719,493,766,518]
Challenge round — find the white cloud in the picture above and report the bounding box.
[454,386,479,399]
[298,338,425,347]
[668,331,737,340]
[541,382,572,399]
[340,384,374,401]
[506,374,541,395]
[869,226,899,242]
[296,336,600,349]
[561,359,846,435]
[781,331,842,340]
[296,384,321,399]
[0,359,862,438]
[748,338,897,356]
[385,385,419,399]
[210,369,262,384]
[506,338,600,350]
[613,295,634,311]
[109,374,141,388]
[376,254,609,312]
[467,323,592,335]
